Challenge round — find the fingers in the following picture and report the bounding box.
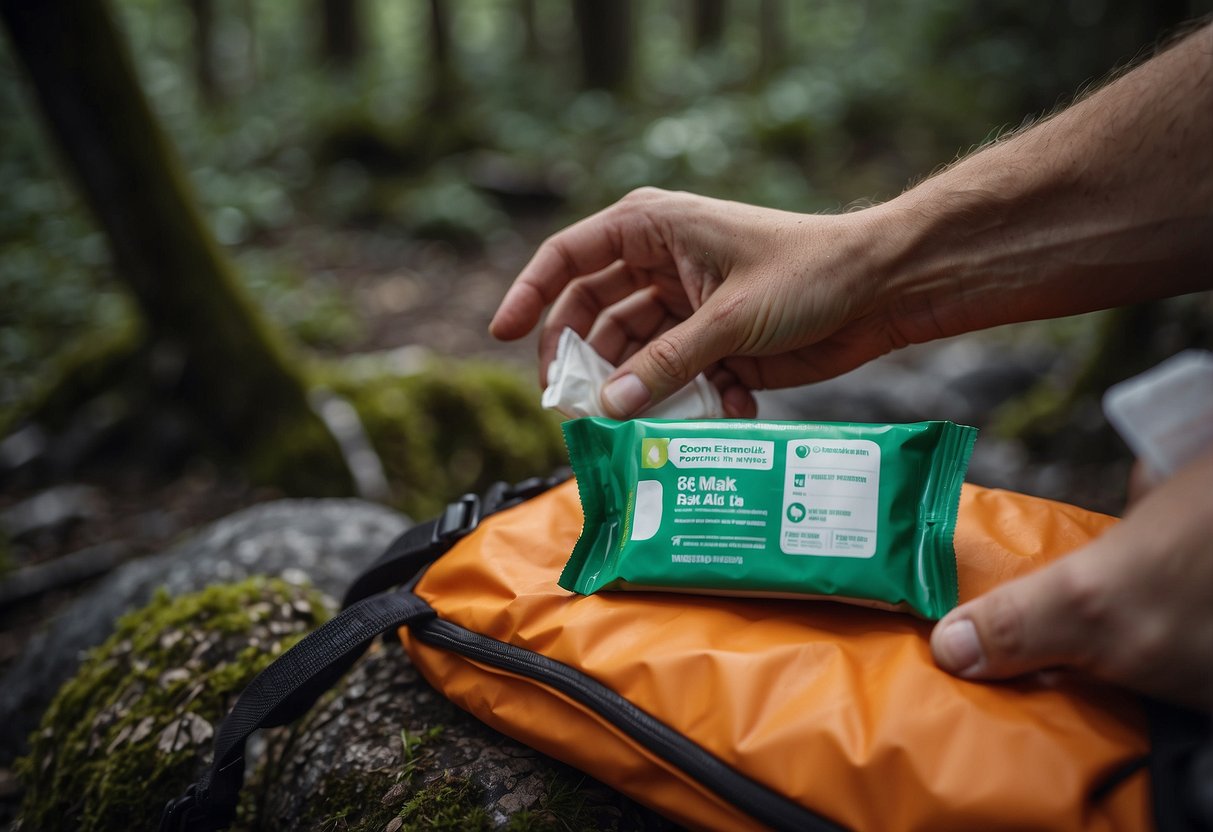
[707,367,758,418]
[931,555,1102,681]
[490,188,674,341]
[599,298,740,418]
[1125,459,1160,506]
[585,285,676,366]
[537,262,652,383]
[489,212,628,341]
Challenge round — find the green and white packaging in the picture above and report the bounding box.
[560,417,978,619]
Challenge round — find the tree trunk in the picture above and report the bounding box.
[185,0,220,105]
[320,0,360,68]
[757,0,782,80]
[572,0,632,92]
[0,0,352,495]
[240,0,257,88]
[690,0,726,53]
[519,0,541,61]
[427,0,455,114]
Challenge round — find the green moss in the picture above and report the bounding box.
[503,770,639,832]
[298,724,479,832]
[396,774,490,832]
[303,770,401,832]
[0,310,142,437]
[15,577,330,831]
[321,359,566,517]
[245,406,357,497]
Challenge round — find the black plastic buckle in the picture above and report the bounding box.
[484,469,573,516]
[431,493,481,544]
[159,784,198,831]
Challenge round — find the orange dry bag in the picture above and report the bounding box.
[164,475,1210,832]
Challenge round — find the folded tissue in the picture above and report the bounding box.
[541,327,724,419]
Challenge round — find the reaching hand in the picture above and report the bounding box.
[489,188,933,418]
[931,446,1213,710]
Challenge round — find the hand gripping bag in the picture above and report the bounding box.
[165,475,1210,832]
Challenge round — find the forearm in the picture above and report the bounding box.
[871,23,1213,342]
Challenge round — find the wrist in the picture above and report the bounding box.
[853,192,978,344]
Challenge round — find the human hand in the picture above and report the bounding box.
[931,446,1213,710]
[489,188,923,418]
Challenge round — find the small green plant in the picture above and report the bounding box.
[398,723,445,782]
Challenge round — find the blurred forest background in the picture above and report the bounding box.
[2,1,1212,671]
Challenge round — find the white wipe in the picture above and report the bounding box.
[1103,350,1213,479]
[541,327,724,419]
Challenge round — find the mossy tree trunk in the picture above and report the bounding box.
[0,0,352,495]
[573,0,633,92]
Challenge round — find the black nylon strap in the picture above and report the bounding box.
[341,473,570,610]
[341,519,440,609]
[160,591,435,832]
[1147,698,1213,832]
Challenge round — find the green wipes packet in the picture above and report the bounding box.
[559,417,978,619]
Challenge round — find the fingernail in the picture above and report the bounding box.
[935,618,983,675]
[601,373,650,417]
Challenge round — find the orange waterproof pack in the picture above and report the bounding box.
[165,475,1208,832]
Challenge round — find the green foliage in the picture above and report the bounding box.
[326,359,566,517]
[15,577,330,831]
[236,249,363,351]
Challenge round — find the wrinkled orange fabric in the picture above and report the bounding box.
[402,481,1149,831]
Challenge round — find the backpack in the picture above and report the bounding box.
[162,474,1211,831]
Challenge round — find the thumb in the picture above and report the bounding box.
[931,557,1100,681]
[599,308,737,419]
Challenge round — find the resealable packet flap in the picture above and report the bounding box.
[560,417,978,619]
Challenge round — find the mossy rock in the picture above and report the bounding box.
[324,359,566,518]
[14,577,330,830]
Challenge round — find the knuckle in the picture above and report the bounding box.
[647,335,693,384]
[978,591,1031,662]
[622,186,664,204]
[708,290,747,329]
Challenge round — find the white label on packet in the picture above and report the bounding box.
[542,328,724,420]
[780,439,880,558]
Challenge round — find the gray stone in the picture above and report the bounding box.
[0,498,409,765]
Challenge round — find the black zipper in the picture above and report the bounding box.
[413,615,848,832]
